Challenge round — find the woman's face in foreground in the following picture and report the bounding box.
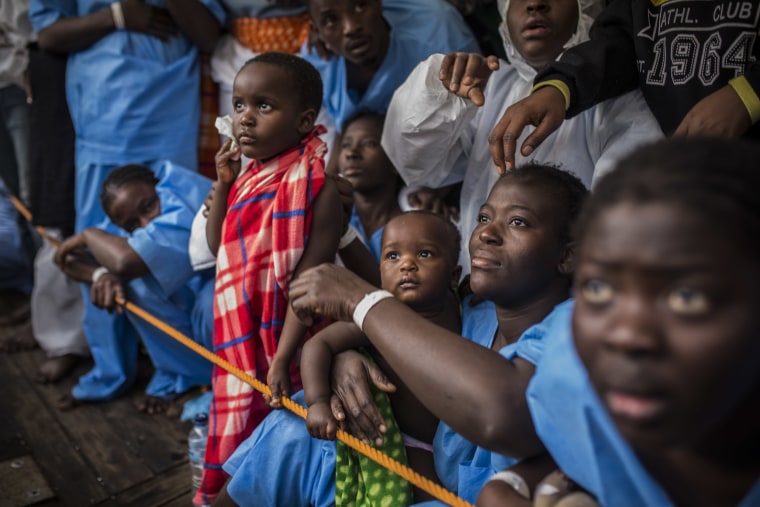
[573,200,760,451]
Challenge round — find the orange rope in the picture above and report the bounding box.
[8,195,474,507]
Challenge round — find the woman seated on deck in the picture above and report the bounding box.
[54,162,214,417]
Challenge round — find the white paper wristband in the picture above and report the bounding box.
[352,290,393,331]
[487,470,531,499]
[92,266,110,284]
[338,224,359,250]
[110,2,126,30]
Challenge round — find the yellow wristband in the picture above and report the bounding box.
[532,80,571,111]
[729,76,760,125]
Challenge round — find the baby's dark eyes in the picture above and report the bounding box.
[385,251,400,261]
[477,213,490,224]
[508,217,527,227]
[258,103,272,112]
[419,250,433,258]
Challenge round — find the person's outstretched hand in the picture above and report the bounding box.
[439,52,499,107]
[329,350,396,446]
[215,138,242,185]
[289,263,377,326]
[121,0,177,41]
[488,86,566,173]
[673,84,753,138]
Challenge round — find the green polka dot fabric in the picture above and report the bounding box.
[335,353,413,507]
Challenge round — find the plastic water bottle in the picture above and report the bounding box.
[188,412,208,494]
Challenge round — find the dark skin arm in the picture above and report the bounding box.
[302,321,387,442]
[206,138,240,255]
[290,263,542,457]
[266,177,343,408]
[54,228,149,279]
[165,0,221,53]
[37,0,176,53]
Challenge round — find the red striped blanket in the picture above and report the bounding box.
[196,127,327,503]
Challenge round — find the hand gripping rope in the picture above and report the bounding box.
[9,195,474,507]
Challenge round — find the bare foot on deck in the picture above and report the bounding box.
[0,320,37,353]
[136,387,209,419]
[56,392,85,411]
[35,354,82,384]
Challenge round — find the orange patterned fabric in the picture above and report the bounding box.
[231,14,311,54]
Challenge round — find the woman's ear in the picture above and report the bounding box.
[557,241,576,276]
[298,108,318,135]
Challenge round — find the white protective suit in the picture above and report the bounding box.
[382,0,663,272]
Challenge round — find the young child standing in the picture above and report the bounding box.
[302,211,462,504]
[202,52,342,504]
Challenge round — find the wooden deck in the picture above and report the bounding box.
[0,320,196,507]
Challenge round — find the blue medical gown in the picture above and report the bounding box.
[427,299,572,505]
[302,0,478,132]
[84,161,214,400]
[527,302,760,507]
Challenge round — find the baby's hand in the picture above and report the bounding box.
[439,52,500,107]
[265,363,292,409]
[215,138,242,185]
[306,402,339,440]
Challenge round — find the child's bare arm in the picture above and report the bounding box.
[267,177,342,407]
[206,139,241,255]
[302,322,370,440]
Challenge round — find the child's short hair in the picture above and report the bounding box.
[387,210,462,266]
[244,52,323,113]
[100,164,158,212]
[574,138,760,256]
[501,163,588,245]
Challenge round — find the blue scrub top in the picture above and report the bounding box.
[29,0,226,167]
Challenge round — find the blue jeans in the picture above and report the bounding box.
[0,180,32,293]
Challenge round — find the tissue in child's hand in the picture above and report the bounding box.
[215,115,238,149]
